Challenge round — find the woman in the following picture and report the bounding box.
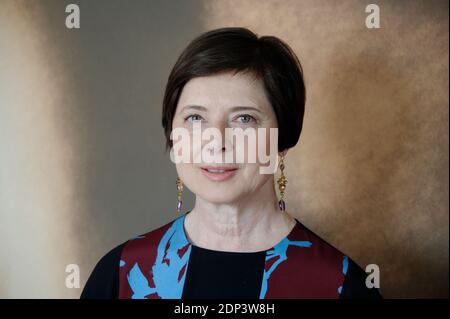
[81,27,382,299]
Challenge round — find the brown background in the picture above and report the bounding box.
[0,0,448,298]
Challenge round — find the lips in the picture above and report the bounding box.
[200,166,238,182]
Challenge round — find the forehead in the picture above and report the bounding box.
[177,71,270,111]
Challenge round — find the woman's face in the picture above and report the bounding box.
[171,71,279,204]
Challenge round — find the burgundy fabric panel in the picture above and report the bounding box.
[264,221,345,298]
[118,221,175,299]
[118,215,347,299]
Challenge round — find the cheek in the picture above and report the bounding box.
[240,164,270,188]
[175,163,197,189]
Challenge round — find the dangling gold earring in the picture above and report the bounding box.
[277,154,287,212]
[176,177,184,213]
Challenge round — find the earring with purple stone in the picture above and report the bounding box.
[277,154,287,212]
[176,177,183,213]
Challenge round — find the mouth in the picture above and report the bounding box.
[200,166,238,182]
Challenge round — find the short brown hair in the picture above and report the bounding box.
[162,27,306,152]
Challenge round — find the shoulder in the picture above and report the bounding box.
[289,218,382,299]
[81,214,185,299]
[118,214,190,299]
[80,241,126,299]
[288,218,348,271]
[120,214,186,259]
[340,257,383,299]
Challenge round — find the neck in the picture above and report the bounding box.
[185,177,296,252]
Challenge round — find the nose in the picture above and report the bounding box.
[204,120,231,155]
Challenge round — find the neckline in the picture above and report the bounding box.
[179,210,299,254]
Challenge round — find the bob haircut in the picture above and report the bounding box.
[162,27,306,152]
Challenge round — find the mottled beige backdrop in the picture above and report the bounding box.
[0,0,448,298]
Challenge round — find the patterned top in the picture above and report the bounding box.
[81,212,382,299]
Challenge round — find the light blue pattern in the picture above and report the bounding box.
[119,260,125,267]
[259,238,312,299]
[342,256,348,275]
[337,255,349,295]
[126,215,192,299]
[127,262,155,299]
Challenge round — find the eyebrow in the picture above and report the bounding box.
[180,105,263,114]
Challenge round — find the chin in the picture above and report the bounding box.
[197,189,241,204]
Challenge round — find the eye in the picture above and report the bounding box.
[236,114,257,124]
[185,114,204,123]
